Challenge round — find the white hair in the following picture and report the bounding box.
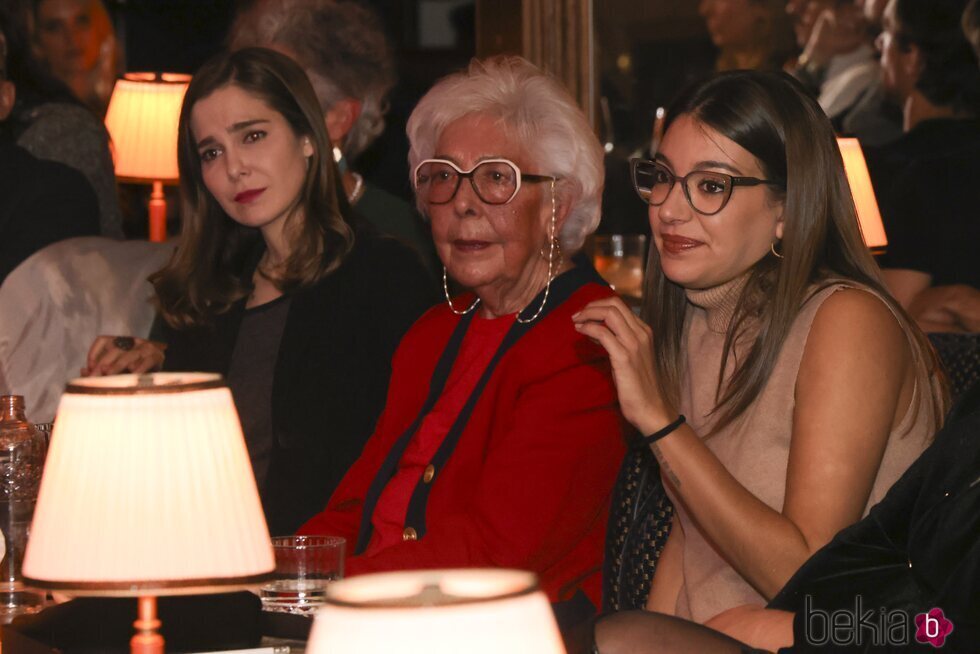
[407,56,604,253]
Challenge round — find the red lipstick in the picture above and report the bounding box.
[453,239,491,252]
[234,188,266,204]
[660,234,703,255]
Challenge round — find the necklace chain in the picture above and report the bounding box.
[441,181,559,323]
[347,172,366,204]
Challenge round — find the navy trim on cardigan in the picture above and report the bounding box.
[353,263,607,553]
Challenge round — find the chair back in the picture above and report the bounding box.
[0,237,173,421]
[928,332,980,406]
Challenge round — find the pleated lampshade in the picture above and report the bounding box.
[104,73,188,184]
[103,73,189,243]
[22,373,274,595]
[307,569,566,653]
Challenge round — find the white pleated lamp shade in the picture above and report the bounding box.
[22,373,274,595]
[104,73,189,184]
[308,569,566,654]
[837,137,888,252]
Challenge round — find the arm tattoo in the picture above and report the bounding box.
[650,443,681,489]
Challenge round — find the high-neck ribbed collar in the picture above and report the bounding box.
[685,274,749,333]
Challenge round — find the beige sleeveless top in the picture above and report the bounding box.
[669,277,934,623]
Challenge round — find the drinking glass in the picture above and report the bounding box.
[592,234,647,300]
[260,535,345,615]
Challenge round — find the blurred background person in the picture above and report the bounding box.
[300,57,624,627]
[0,0,121,238]
[786,0,901,145]
[967,0,980,54]
[229,0,436,271]
[699,0,797,71]
[865,0,980,328]
[1,11,99,285]
[30,0,119,118]
[887,0,980,334]
[84,48,436,534]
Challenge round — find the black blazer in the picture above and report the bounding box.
[162,225,438,534]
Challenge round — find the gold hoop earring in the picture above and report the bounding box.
[770,241,784,259]
[443,267,480,315]
[517,181,559,324]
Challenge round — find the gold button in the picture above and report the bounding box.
[423,464,436,484]
[403,527,418,541]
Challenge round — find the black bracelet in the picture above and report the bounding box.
[641,414,686,446]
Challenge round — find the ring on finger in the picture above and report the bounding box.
[113,336,136,351]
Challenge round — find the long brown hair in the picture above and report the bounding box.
[152,47,353,329]
[641,70,947,433]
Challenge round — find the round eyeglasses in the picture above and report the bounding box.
[630,158,782,216]
[414,158,556,206]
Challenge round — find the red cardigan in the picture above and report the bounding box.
[299,280,626,608]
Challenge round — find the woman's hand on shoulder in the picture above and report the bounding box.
[571,297,673,434]
[785,287,913,551]
[82,335,166,376]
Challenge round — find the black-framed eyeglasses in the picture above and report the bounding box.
[413,158,556,205]
[630,158,782,216]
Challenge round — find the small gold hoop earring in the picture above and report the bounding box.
[770,241,784,259]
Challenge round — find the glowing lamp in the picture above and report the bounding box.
[837,137,887,252]
[22,373,273,654]
[307,569,566,653]
[104,73,189,242]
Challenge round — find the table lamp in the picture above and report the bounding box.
[307,568,566,653]
[104,73,190,242]
[837,137,887,253]
[22,373,274,654]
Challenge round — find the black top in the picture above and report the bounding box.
[161,223,439,534]
[865,119,980,287]
[0,142,100,284]
[226,294,292,494]
[770,383,980,652]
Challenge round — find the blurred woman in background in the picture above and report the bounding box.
[0,0,121,237]
[699,0,797,71]
[30,0,118,117]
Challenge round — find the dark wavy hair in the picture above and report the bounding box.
[152,47,354,329]
[894,0,980,115]
[641,70,946,434]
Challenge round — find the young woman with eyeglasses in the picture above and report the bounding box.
[573,70,947,630]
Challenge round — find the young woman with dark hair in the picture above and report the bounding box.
[574,69,946,625]
[85,48,436,534]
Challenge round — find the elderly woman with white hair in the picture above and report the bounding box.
[300,56,626,621]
